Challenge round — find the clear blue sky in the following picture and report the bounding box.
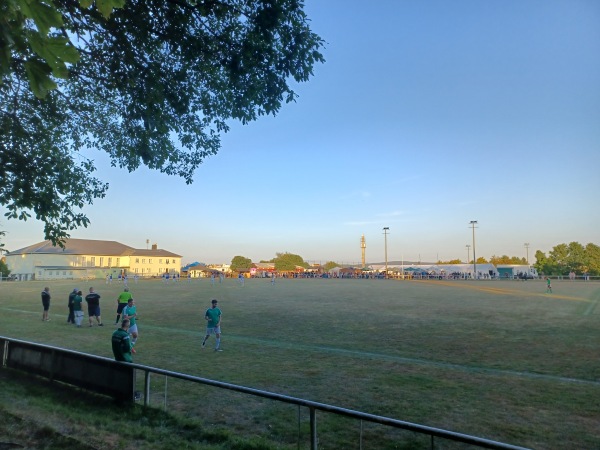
[3,0,600,265]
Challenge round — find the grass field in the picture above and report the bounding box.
[1,277,599,449]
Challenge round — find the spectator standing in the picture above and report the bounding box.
[67,288,77,324]
[201,299,223,351]
[85,287,104,327]
[111,319,133,362]
[73,290,84,327]
[41,287,51,321]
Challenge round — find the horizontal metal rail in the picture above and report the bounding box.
[0,336,530,450]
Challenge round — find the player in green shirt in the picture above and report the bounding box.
[112,319,133,362]
[122,298,138,353]
[73,290,84,327]
[202,299,222,351]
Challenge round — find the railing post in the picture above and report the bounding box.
[310,407,317,450]
[359,419,363,450]
[144,370,151,406]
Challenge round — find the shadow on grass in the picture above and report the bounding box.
[0,369,280,450]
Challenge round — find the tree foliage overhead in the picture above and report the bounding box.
[1,0,325,245]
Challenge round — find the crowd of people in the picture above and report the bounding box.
[40,286,142,361]
[40,285,223,362]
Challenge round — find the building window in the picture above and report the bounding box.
[38,271,42,276]
[108,257,112,267]
[82,256,86,266]
[69,271,73,275]
[142,259,146,264]
[49,271,53,275]
[159,259,163,264]
[149,258,152,264]
[116,258,120,266]
[146,268,150,273]
[100,257,104,267]
[166,259,170,264]
[63,271,66,275]
[136,258,139,263]
[135,268,138,273]
[90,257,95,266]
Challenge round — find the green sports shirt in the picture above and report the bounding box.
[73,295,83,312]
[205,307,221,328]
[123,304,137,326]
[112,328,132,362]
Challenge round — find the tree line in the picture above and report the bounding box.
[229,242,600,276]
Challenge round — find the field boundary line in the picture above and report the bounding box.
[414,280,589,301]
[4,307,598,387]
[583,290,600,316]
[141,324,600,388]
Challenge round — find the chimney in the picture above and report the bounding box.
[151,244,158,250]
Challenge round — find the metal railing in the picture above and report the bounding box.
[1,336,530,450]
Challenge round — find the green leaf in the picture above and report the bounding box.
[27,32,79,78]
[18,0,63,35]
[96,0,126,18]
[24,59,57,98]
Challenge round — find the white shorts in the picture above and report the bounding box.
[129,324,138,334]
[206,326,221,335]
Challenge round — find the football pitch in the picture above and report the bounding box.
[1,278,599,449]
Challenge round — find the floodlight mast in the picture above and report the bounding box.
[524,243,530,264]
[469,221,478,279]
[383,227,389,278]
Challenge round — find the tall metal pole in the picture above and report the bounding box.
[469,221,478,279]
[524,243,530,264]
[383,227,389,279]
[466,244,471,264]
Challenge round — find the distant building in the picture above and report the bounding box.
[5,239,182,281]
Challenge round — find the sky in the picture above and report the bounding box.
[2,0,600,266]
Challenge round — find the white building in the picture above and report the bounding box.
[5,239,182,281]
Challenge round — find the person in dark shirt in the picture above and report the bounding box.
[112,319,133,362]
[85,287,104,327]
[67,288,77,324]
[41,287,51,321]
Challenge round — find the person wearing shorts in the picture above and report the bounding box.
[201,299,222,351]
[115,287,132,324]
[85,287,103,327]
[41,287,51,321]
[122,298,138,353]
